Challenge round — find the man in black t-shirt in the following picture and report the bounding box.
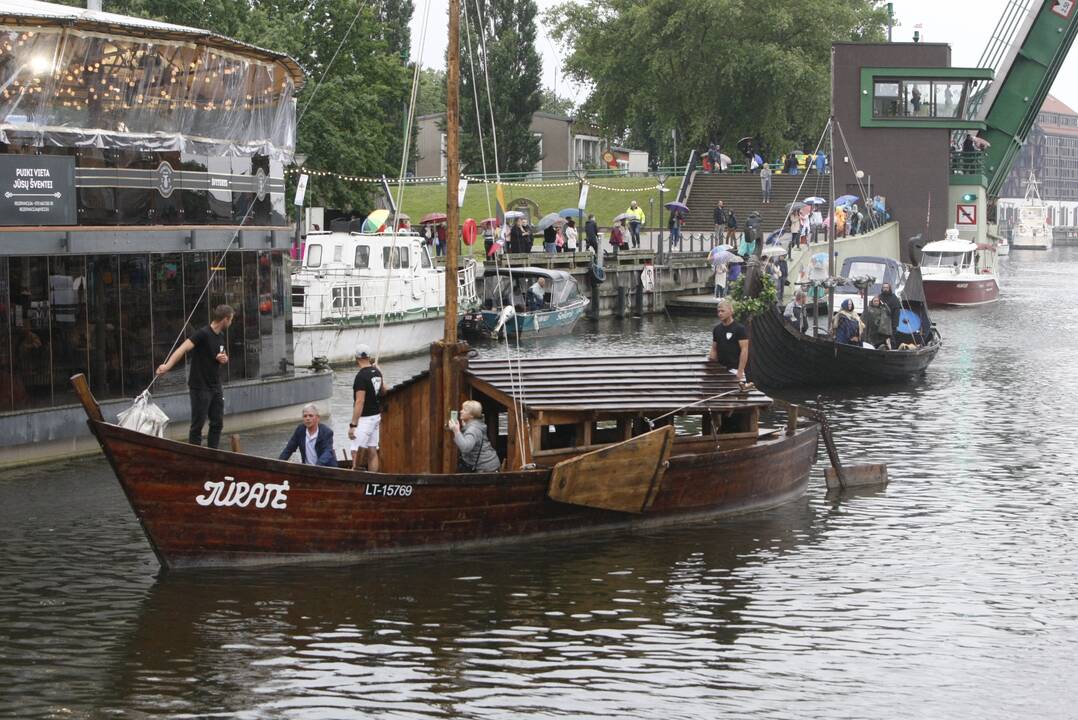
[156,304,235,448]
[348,344,384,471]
[708,298,749,381]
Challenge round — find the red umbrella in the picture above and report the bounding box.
[420,212,448,224]
[479,217,500,227]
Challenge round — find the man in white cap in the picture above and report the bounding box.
[348,344,384,471]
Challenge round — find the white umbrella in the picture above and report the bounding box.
[762,246,787,258]
[804,196,826,205]
[537,212,564,231]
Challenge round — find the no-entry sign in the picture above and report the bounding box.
[956,204,977,226]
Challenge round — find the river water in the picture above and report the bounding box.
[2,248,1077,719]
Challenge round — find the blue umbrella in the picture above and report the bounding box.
[557,207,585,218]
[665,201,690,213]
[835,194,858,206]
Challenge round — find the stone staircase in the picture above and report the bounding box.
[682,172,834,236]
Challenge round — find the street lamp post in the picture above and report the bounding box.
[657,173,668,264]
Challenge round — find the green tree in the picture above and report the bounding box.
[539,88,575,117]
[459,0,544,174]
[548,0,890,162]
[416,68,448,116]
[59,0,413,211]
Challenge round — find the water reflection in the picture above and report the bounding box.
[103,502,815,718]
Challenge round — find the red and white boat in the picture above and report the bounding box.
[920,229,1000,306]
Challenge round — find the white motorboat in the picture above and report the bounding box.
[920,229,1000,306]
[291,230,478,366]
[1011,171,1052,250]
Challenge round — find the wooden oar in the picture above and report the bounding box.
[773,396,888,490]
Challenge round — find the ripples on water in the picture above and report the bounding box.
[2,250,1077,719]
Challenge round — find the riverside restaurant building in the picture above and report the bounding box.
[0,1,331,465]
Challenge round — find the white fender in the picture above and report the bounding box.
[641,265,656,292]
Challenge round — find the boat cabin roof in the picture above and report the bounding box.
[921,239,978,253]
[465,355,771,417]
[306,229,423,246]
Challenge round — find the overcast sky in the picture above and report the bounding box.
[409,0,1078,112]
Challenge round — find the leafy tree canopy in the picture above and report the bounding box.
[56,0,414,211]
[547,0,889,162]
[459,0,544,174]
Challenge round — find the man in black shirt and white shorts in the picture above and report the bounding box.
[708,298,749,381]
[156,304,235,448]
[348,344,384,471]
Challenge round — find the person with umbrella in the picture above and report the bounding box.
[540,215,561,254]
[668,209,683,249]
[626,200,645,249]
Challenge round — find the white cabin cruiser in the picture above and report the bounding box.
[291,230,478,366]
[920,229,1000,306]
[1011,171,1051,251]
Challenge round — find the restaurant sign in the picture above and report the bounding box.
[0,155,76,226]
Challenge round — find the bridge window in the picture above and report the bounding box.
[354,245,370,269]
[306,244,322,267]
[873,79,969,120]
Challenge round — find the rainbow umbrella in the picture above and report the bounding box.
[362,209,390,233]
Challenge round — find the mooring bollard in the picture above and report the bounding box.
[616,286,627,317]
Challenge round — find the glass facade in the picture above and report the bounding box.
[0,249,292,413]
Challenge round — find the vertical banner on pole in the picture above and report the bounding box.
[293,174,309,206]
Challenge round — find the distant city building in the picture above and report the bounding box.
[413,112,644,177]
[998,95,1078,226]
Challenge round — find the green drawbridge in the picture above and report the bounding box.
[970,0,1078,198]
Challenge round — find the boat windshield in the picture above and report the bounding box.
[923,251,968,268]
[550,277,581,307]
[837,261,890,294]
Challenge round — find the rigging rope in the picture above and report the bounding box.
[144,0,381,397]
[297,0,374,127]
[372,0,433,364]
[467,0,534,467]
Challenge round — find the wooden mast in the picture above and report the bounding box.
[445,0,460,343]
[431,0,464,473]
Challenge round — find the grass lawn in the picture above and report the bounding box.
[398,174,683,229]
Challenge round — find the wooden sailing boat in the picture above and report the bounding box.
[748,119,942,389]
[70,0,820,569]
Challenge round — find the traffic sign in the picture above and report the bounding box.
[956,203,977,226]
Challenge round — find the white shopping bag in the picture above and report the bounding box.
[117,391,170,438]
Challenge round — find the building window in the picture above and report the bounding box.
[873,79,969,119]
[355,246,370,269]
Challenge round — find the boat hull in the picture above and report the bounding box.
[88,419,818,569]
[922,276,999,306]
[482,301,587,338]
[749,306,941,389]
[292,314,445,366]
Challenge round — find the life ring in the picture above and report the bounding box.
[590,263,606,284]
[641,264,656,292]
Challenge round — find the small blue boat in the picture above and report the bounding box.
[474,267,588,338]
